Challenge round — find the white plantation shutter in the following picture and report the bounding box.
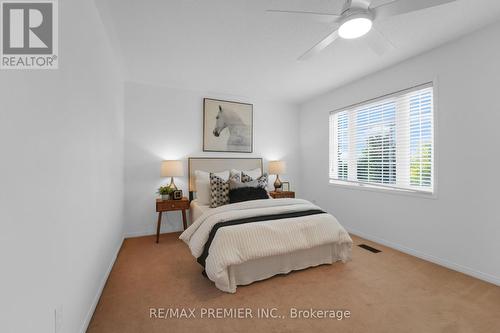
[329,83,434,193]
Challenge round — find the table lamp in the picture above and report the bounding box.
[161,160,184,190]
[268,160,286,192]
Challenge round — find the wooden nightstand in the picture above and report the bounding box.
[155,197,189,243]
[269,191,295,199]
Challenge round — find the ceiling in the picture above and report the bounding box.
[97,0,500,103]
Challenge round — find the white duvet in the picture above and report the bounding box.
[179,198,352,293]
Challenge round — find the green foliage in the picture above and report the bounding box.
[410,143,432,187]
[157,186,174,195]
[356,133,396,184]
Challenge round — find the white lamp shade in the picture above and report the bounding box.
[268,160,286,175]
[161,160,184,177]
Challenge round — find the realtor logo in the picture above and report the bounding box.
[1,0,58,69]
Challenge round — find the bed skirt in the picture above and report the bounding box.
[223,243,348,293]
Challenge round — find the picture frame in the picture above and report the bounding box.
[282,182,290,192]
[172,190,183,200]
[203,98,253,153]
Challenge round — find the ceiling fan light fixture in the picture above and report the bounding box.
[338,14,373,39]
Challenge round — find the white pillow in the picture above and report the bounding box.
[195,170,229,205]
[230,168,262,179]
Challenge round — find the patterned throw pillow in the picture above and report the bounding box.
[241,172,268,189]
[229,178,259,190]
[210,173,240,208]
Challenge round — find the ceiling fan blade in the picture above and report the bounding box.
[365,27,395,56]
[265,9,340,17]
[298,29,340,61]
[372,0,457,21]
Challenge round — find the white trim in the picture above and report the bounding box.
[328,179,437,200]
[329,82,433,116]
[79,236,124,333]
[431,75,440,200]
[124,229,183,239]
[347,227,500,287]
[124,230,156,238]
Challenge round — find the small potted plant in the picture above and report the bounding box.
[157,186,174,200]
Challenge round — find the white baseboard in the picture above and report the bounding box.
[124,229,183,239]
[123,230,156,238]
[347,227,500,287]
[79,236,124,333]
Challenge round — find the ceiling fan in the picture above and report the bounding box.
[267,0,457,60]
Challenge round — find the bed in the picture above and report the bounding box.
[190,199,211,223]
[180,157,352,293]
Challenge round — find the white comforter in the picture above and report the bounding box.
[179,198,352,293]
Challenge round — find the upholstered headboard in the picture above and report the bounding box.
[188,157,263,200]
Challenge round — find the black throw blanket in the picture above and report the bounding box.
[197,209,326,268]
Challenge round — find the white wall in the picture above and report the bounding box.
[299,21,500,285]
[0,1,124,332]
[124,81,300,237]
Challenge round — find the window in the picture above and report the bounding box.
[329,83,434,194]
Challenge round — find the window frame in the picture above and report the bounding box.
[328,81,438,199]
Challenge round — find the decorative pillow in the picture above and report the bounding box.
[229,178,260,190]
[230,168,262,179]
[195,170,229,205]
[210,173,240,208]
[229,187,269,204]
[241,172,268,189]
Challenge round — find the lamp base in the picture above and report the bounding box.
[274,175,282,192]
[168,177,178,191]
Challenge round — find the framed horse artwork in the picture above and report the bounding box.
[203,98,253,153]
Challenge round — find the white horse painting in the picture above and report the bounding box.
[212,105,252,152]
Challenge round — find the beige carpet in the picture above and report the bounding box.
[87,233,500,333]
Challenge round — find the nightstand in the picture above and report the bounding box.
[269,191,295,199]
[155,197,189,243]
